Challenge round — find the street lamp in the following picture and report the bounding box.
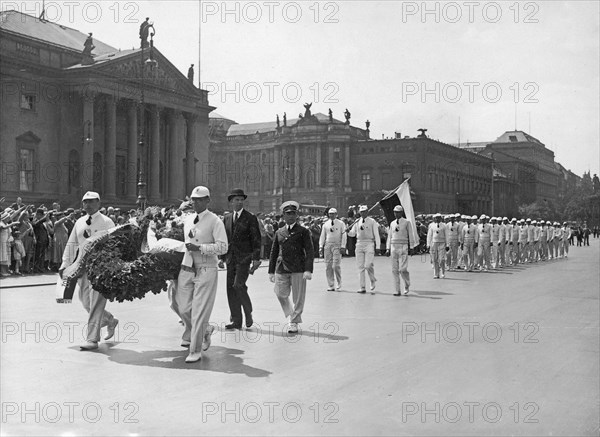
[137,20,156,211]
[82,120,92,146]
[281,154,290,204]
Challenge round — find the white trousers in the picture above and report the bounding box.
[324,243,342,287]
[355,241,376,289]
[431,242,446,277]
[390,244,410,292]
[78,275,114,343]
[176,267,218,354]
[463,242,475,270]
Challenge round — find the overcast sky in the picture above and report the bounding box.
[11,0,600,176]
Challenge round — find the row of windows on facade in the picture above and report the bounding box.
[360,172,490,194]
[15,148,172,196]
[428,201,491,214]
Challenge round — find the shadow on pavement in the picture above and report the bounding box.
[230,326,350,342]
[70,344,272,377]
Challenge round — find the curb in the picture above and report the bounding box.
[0,281,56,289]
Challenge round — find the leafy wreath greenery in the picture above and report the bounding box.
[85,209,185,303]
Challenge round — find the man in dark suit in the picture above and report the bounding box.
[218,189,262,330]
[268,200,314,333]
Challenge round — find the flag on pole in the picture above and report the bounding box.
[378,179,419,249]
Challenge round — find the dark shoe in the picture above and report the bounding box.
[245,316,254,328]
[357,289,366,294]
[393,292,401,296]
[225,323,241,330]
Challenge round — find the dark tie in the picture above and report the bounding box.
[86,215,92,226]
[331,220,334,226]
[234,212,238,224]
[194,214,199,224]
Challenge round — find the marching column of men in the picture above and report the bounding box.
[60,187,578,359]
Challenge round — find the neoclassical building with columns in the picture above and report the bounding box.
[0,10,212,208]
[207,110,369,213]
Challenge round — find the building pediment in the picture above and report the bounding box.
[68,47,198,97]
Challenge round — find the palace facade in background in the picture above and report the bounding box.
[1,10,582,217]
[0,10,212,208]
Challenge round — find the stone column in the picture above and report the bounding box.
[149,105,161,201]
[168,109,182,200]
[328,145,334,186]
[344,144,351,187]
[315,143,322,187]
[184,113,197,194]
[104,95,117,198]
[82,93,95,193]
[273,146,281,193]
[127,101,138,200]
[294,144,300,188]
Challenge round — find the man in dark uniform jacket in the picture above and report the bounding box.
[268,200,314,333]
[219,189,262,330]
[32,208,50,272]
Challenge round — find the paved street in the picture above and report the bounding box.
[1,241,598,436]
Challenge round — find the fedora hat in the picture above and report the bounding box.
[227,188,247,201]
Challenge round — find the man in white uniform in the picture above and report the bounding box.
[319,208,347,291]
[427,213,449,278]
[446,215,460,271]
[59,191,118,351]
[385,205,412,295]
[177,186,228,363]
[476,214,492,271]
[460,215,478,271]
[348,205,380,293]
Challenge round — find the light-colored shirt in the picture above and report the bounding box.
[491,224,501,244]
[518,226,528,244]
[319,218,347,248]
[476,223,491,243]
[460,224,478,244]
[427,222,449,246]
[182,209,228,268]
[60,211,114,269]
[348,216,381,249]
[387,218,411,248]
[447,222,460,243]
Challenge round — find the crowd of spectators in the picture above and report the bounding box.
[0,195,596,278]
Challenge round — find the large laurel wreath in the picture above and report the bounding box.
[84,208,185,302]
